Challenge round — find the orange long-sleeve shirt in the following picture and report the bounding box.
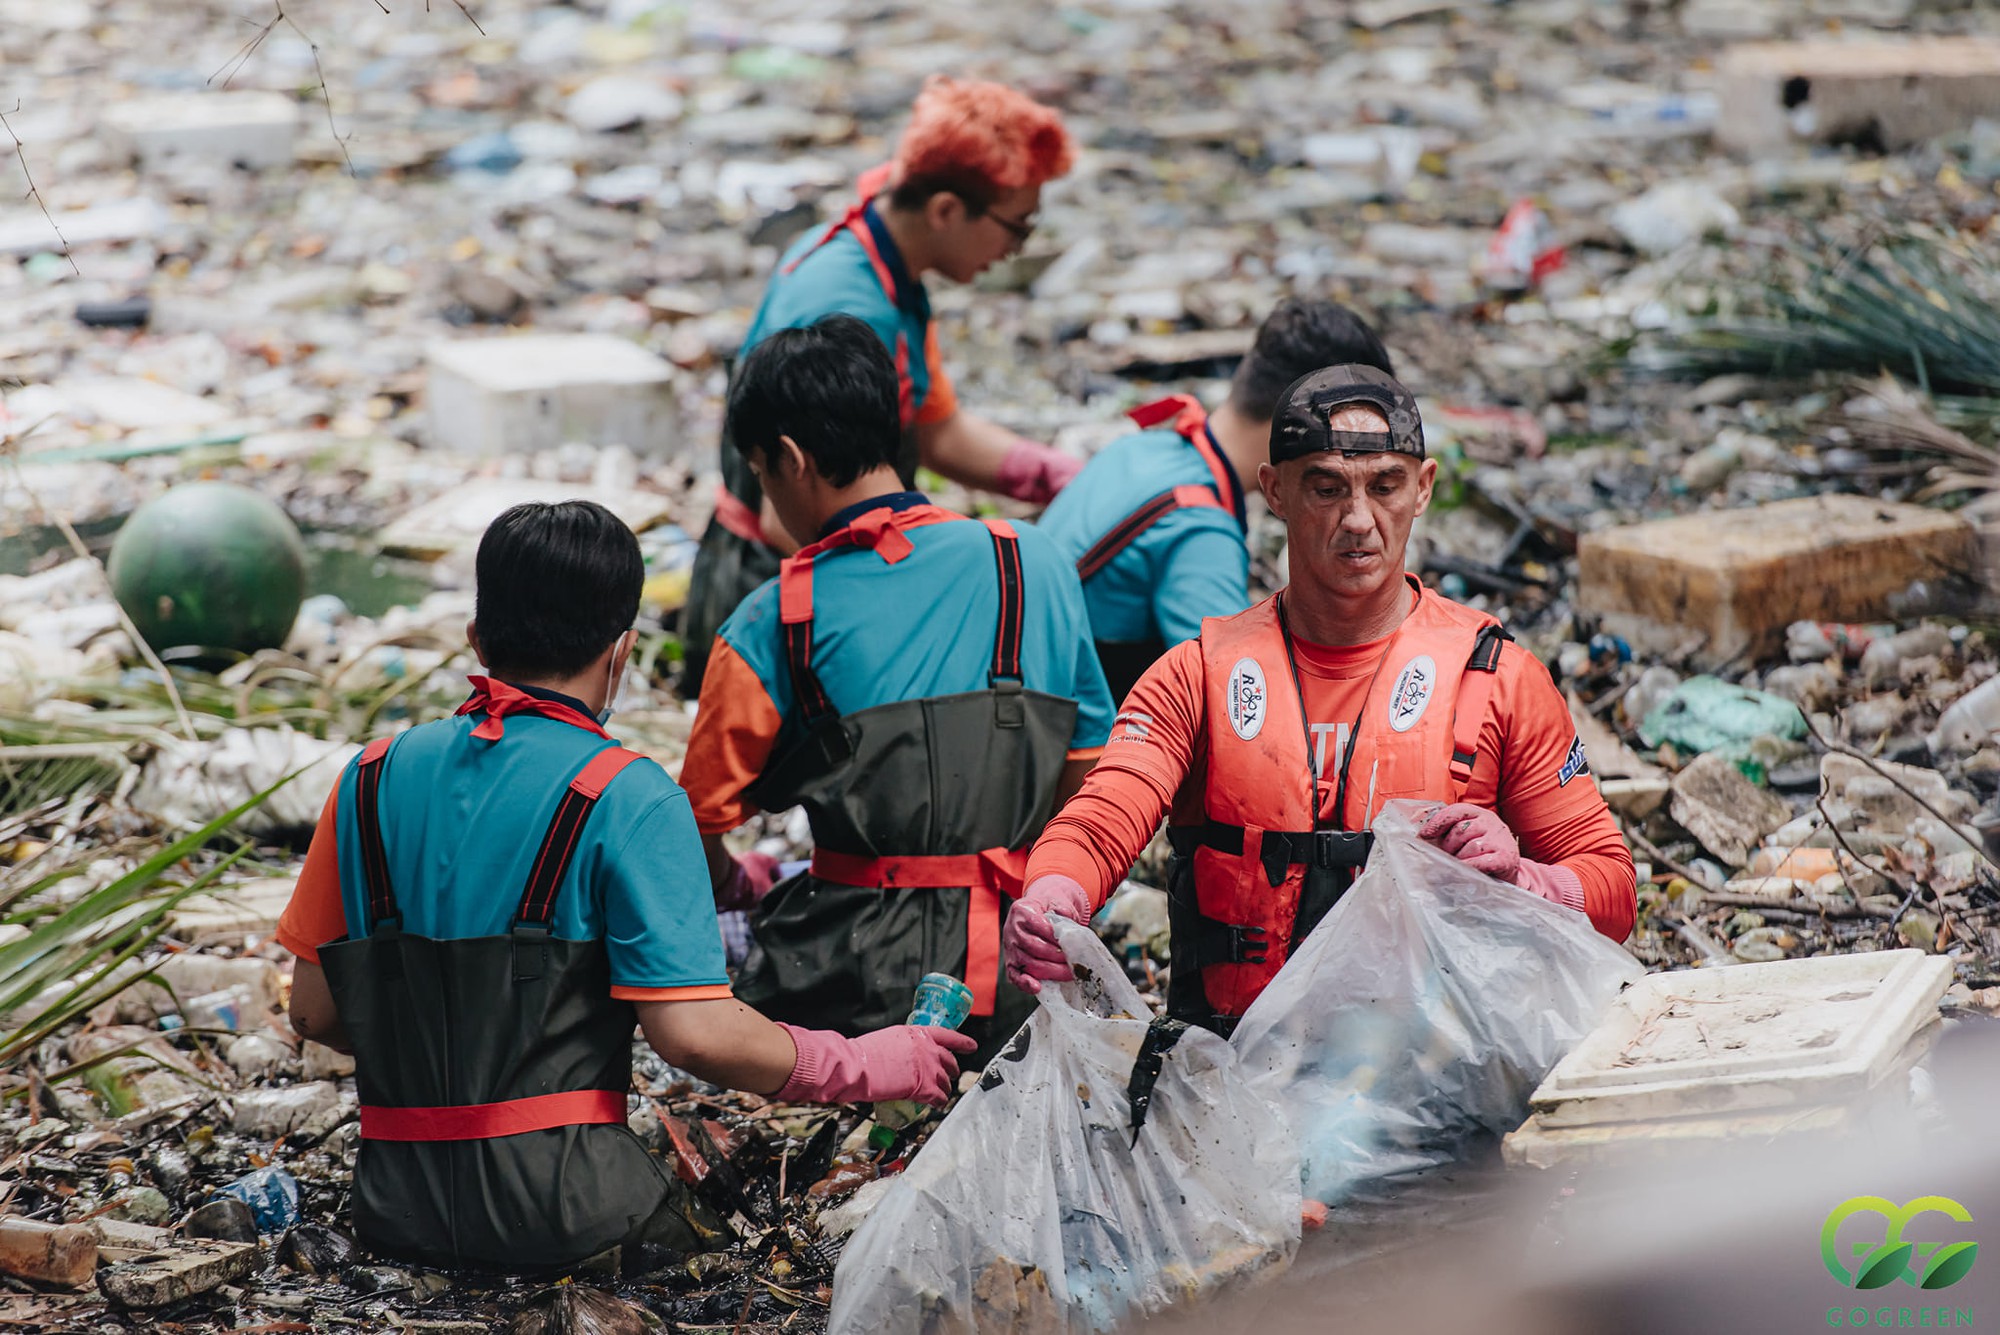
[1027,631,1637,942]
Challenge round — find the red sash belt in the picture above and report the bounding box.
[712,484,769,548]
[809,847,1028,1017]
[359,1088,625,1142]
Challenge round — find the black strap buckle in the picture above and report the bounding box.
[511,924,552,982]
[1192,916,1268,966]
[990,674,1024,729]
[1312,829,1373,870]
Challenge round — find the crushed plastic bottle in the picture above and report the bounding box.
[215,1166,301,1235]
[872,974,974,1131]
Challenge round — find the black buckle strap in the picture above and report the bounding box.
[1468,622,1511,673]
[1077,489,1180,583]
[988,526,1024,686]
[1189,914,1268,966]
[353,743,400,933]
[518,783,597,927]
[511,924,552,982]
[512,750,635,951]
[1175,821,1374,886]
[785,615,835,726]
[1125,1017,1190,1147]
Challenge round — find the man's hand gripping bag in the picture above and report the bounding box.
[829,918,1301,1335]
[1232,799,1643,1206]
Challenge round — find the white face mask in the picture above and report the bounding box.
[599,634,630,724]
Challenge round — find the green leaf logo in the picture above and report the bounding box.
[1922,1241,1980,1290]
[1857,1242,1916,1290]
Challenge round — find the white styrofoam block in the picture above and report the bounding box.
[101,92,300,171]
[424,335,676,458]
[1527,949,1949,1127]
[378,478,674,559]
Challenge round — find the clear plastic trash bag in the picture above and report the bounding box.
[1232,799,1643,1206]
[828,918,1300,1335]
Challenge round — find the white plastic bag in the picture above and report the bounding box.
[828,918,1300,1335]
[128,726,360,836]
[1232,799,1642,1205]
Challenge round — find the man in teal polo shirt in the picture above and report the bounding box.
[279,500,972,1272]
[1035,299,1396,702]
[682,76,1083,695]
[681,316,1114,1057]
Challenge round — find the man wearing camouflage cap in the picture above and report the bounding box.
[1003,365,1636,1034]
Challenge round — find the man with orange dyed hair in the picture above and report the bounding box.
[683,76,1081,695]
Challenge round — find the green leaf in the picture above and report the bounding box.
[1922,1241,1979,1290]
[1857,1241,1916,1290]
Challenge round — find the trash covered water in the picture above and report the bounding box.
[8,0,2000,1328]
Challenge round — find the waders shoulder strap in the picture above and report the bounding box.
[353,737,399,931]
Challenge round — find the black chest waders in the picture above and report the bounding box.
[733,519,1077,1063]
[319,739,708,1270]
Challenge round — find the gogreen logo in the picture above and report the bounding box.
[1822,1197,1980,1291]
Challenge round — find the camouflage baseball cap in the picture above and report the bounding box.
[1269,364,1425,463]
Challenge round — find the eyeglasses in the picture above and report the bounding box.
[983,208,1036,246]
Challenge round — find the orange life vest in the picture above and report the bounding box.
[1165,582,1510,1024]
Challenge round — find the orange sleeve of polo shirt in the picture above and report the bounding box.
[913,323,958,427]
[611,983,735,1002]
[1028,640,1207,912]
[681,637,785,835]
[275,786,349,965]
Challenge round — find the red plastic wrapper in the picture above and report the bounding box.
[1481,199,1565,291]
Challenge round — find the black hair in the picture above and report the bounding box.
[473,500,641,680]
[889,168,998,216]
[726,315,902,488]
[1229,299,1395,422]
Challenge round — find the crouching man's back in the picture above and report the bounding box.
[281,501,972,1270]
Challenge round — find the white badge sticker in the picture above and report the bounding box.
[1226,656,1267,741]
[1387,654,1436,733]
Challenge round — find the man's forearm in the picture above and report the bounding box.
[916,410,1023,493]
[1026,763,1175,913]
[637,997,798,1094]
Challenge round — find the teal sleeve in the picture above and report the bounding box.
[1151,521,1250,647]
[598,786,730,990]
[1072,627,1115,747]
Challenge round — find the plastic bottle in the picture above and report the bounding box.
[215,1166,301,1234]
[183,984,255,1032]
[872,973,974,1131]
[1930,676,2000,755]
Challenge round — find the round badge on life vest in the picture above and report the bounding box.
[1226,657,1266,740]
[1387,654,1436,732]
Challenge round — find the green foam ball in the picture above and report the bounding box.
[108,482,307,657]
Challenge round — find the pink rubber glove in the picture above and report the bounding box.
[1418,803,1584,911]
[996,440,1082,506]
[774,1023,978,1106]
[715,852,781,913]
[1004,874,1093,994]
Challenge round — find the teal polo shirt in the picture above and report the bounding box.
[1035,424,1251,647]
[311,696,727,1000]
